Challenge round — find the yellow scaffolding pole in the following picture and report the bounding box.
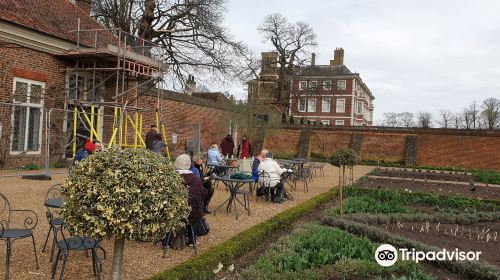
[90,105,95,141]
[139,113,143,147]
[126,114,146,147]
[72,107,77,157]
[134,111,138,148]
[124,112,128,146]
[160,124,171,160]
[108,128,118,149]
[112,107,118,147]
[119,107,123,147]
[80,107,102,143]
[96,106,100,142]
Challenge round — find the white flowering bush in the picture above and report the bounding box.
[62,148,190,241]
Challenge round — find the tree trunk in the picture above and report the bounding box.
[110,238,126,280]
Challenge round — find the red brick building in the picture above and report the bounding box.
[0,0,239,169]
[289,48,374,126]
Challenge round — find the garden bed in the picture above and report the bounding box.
[369,168,473,182]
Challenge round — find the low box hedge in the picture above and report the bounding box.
[150,187,339,280]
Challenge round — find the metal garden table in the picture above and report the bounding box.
[212,176,254,219]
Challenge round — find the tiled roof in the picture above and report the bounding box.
[0,0,114,47]
[294,65,353,77]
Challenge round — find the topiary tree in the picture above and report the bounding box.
[329,148,359,218]
[61,148,190,280]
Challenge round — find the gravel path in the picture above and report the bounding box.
[0,165,373,279]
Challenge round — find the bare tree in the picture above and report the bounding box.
[398,112,415,127]
[382,112,399,127]
[467,101,480,129]
[417,111,433,128]
[92,0,248,88]
[481,97,500,130]
[452,113,463,129]
[462,107,473,129]
[258,13,317,108]
[437,110,453,128]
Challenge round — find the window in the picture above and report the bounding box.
[337,80,346,90]
[298,99,306,112]
[307,98,316,112]
[68,74,103,102]
[322,98,331,112]
[299,81,307,90]
[335,120,345,126]
[323,80,332,90]
[320,120,330,125]
[357,101,363,114]
[309,81,317,89]
[336,98,345,113]
[11,78,44,153]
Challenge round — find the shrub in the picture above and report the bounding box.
[474,170,500,185]
[62,148,190,279]
[18,163,41,170]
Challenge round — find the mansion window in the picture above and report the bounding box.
[357,101,363,114]
[320,120,330,125]
[337,80,346,90]
[323,80,332,90]
[11,78,44,153]
[335,120,345,126]
[307,98,316,112]
[322,98,331,112]
[336,98,345,113]
[68,74,103,102]
[299,81,307,90]
[309,81,318,89]
[298,99,306,112]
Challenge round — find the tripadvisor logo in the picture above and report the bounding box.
[375,244,482,267]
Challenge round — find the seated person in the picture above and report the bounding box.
[207,143,225,175]
[173,154,208,245]
[258,149,287,203]
[151,134,166,155]
[251,153,263,181]
[192,154,214,213]
[74,139,96,162]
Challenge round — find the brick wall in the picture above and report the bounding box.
[264,126,500,171]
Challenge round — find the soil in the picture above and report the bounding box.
[371,169,473,182]
[361,177,500,200]
[374,221,500,268]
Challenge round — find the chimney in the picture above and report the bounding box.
[185,75,197,95]
[260,52,278,77]
[75,0,92,14]
[311,53,316,66]
[330,47,345,66]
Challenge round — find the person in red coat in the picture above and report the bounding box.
[220,134,235,158]
[237,135,251,159]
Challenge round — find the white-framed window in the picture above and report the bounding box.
[322,98,331,112]
[323,80,332,90]
[68,73,103,102]
[10,78,44,154]
[336,98,345,113]
[337,80,346,90]
[357,101,363,114]
[299,81,308,90]
[320,120,330,125]
[298,99,306,112]
[335,120,345,126]
[309,81,318,89]
[307,98,316,112]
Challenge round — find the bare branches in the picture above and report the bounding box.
[481,97,500,130]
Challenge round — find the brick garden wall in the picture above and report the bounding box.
[263,126,500,171]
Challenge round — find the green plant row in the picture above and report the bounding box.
[237,224,433,280]
[344,212,500,226]
[474,170,500,185]
[322,218,500,280]
[150,188,339,280]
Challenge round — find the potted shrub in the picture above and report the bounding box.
[329,148,359,218]
[61,148,190,280]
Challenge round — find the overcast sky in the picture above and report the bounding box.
[223,0,500,123]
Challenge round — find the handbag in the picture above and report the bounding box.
[194,217,210,236]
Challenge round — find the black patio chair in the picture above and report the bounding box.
[42,184,63,262]
[256,170,276,202]
[292,165,309,192]
[0,192,39,280]
[50,222,102,280]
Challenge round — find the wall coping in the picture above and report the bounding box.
[145,88,236,112]
[273,124,500,137]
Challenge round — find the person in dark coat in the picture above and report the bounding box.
[192,154,214,213]
[220,134,235,158]
[145,124,158,150]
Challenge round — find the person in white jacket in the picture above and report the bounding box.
[258,149,287,203]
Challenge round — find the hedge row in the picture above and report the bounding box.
[150,187,339,280]
[322,218,500,280]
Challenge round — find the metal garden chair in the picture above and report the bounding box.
[256,170,276,202]
[50,222,102,280]
[0,192,39,280]
[42,184,63,262]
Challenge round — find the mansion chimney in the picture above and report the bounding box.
[75,0,92,14]
[185,75,197,95]
[260,52,278,77]
[311,53,316,66]
[330,47,344,66]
